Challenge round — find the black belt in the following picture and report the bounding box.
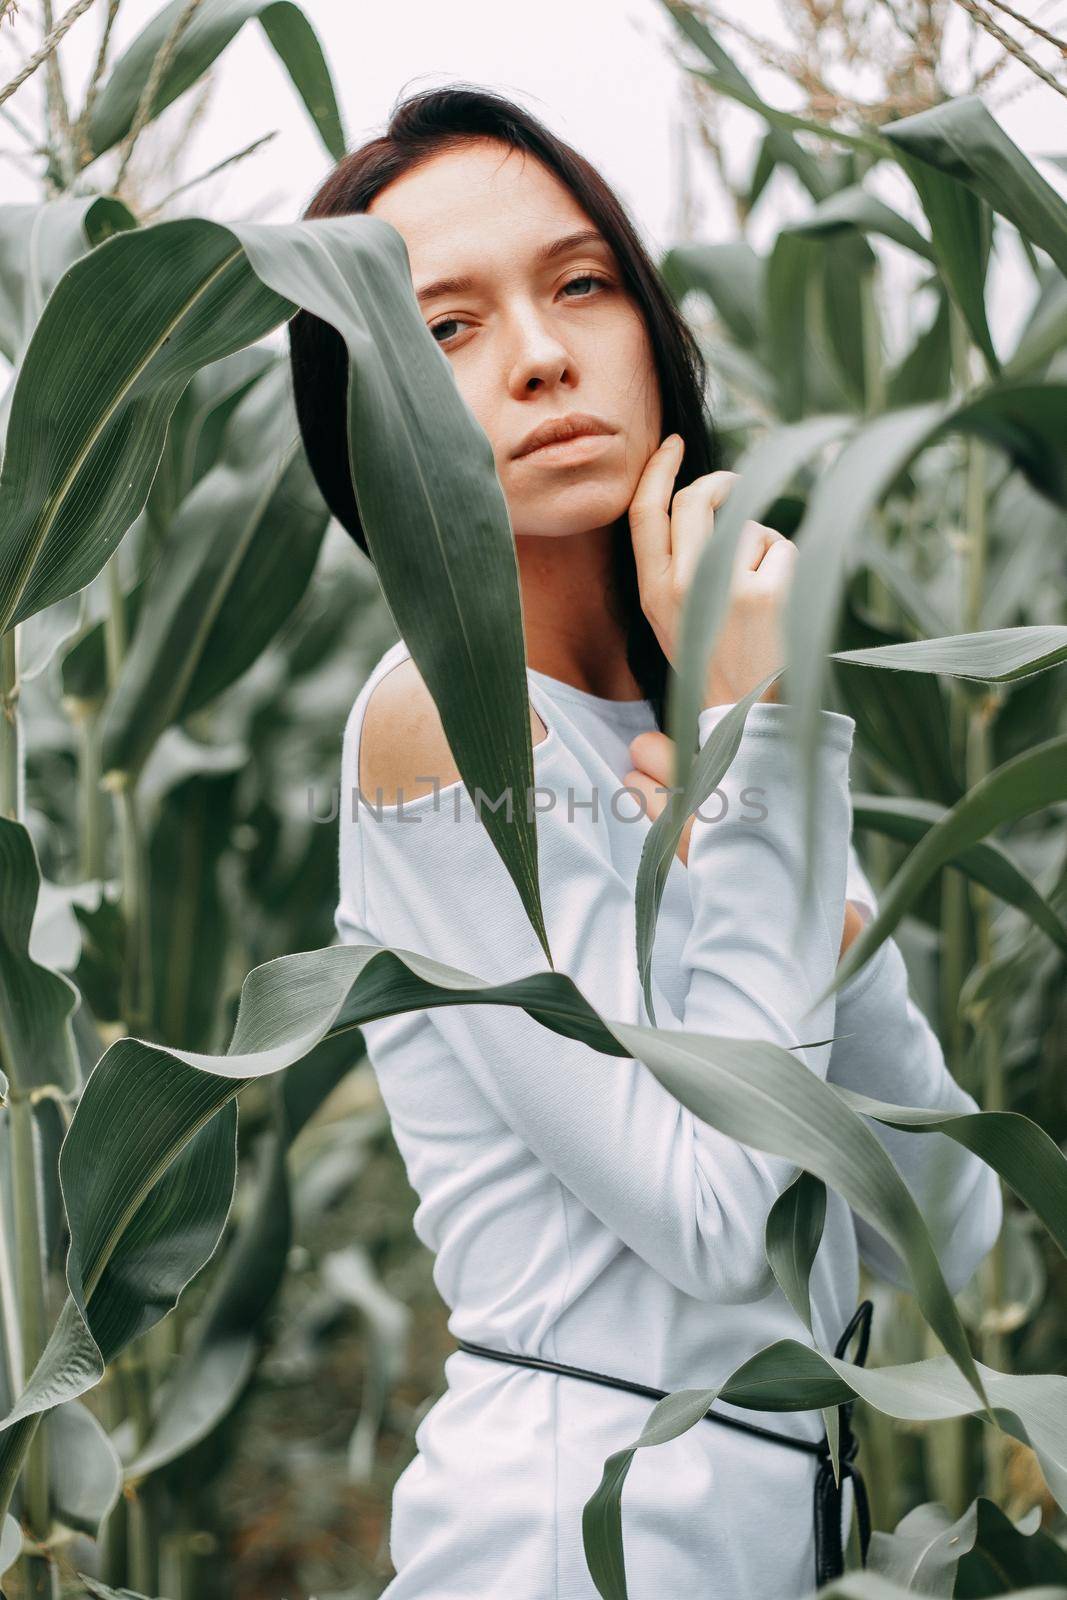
[455,1299,873,1588]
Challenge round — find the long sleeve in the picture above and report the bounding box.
[342,692,858,1308]
[826,846,1003,1295]
[679,701,856,1081]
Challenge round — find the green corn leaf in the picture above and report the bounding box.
[764,1169,839,1478]
[1,890,1015,1516]
[883,97,1067,279]
[832,600,960,805]
[1008,272,1067,378]
[895,153,998,373]
[660,241,765,351]
[0,1513,20,1577]
[0,197,136,372]
[0,822,79,1094]
[86,0,345,162]
[885,291,952,406]
[582,1342,1067,1599]
[638,416,853,1020]
[0,210,551,964]
[818,1576,1067,1599]
[832,1082,1067,1267]
[782,183,934,260]
[778,386,1067,916]
[48,1399,122,1538]
[98,361,329,780]
[957,1497,1067,1594]
[868,1494,1067,1596]
[764,1171,827,1332]
[850,793,1067,958]
[831,625,1067,682]
[79,1580,161,1600]
[766,233,856,417]
[664,412,854,816]
[825,734,1067,997]
[116,1036,357,1483]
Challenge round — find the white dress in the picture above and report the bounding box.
[334,635,1002,1600]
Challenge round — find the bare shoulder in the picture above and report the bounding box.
[357,656,549,806]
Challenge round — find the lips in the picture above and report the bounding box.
[512,413,614,458]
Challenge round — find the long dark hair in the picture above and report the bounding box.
[287,84,718,730]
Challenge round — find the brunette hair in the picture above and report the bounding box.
[287,83,718,729]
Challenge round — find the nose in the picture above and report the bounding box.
[504,300,576,398]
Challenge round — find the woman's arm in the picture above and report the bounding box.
[628,718,1002,1298]
[827,848,1003,1295]
[342,664,857,1307]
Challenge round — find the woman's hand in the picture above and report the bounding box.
[628,437,795,707]
[839,898,866,960]
[626,728,865,963]
[625,729,696,865]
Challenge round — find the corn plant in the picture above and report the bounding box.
[0,3,1066,1598]
[0,4,398,1596]
[646,0,1067,1560]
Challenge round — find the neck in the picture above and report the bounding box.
[515,522,643,701]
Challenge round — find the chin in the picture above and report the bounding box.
[510,481,628,539]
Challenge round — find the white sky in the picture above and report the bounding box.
[1,0,1065,350]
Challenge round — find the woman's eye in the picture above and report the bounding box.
[428,273,609,347]
[561,273,608,298]
[429,317,464,345]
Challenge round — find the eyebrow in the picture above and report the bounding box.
[414,228,611,306]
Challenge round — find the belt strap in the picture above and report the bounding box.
[454,1299,873,1588]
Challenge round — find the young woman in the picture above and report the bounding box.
[288,85,1002,1600]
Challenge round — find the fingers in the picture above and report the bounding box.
[628,729,675,785]
[629,434,686,587]
[748,535,796,582]
[622,766,662,819]
[667,471,738,597]
[839,899,865,961]
[629,437,795,694]
[669,476,786,599]
[625,737,693,866]
[730,531,795,602]
[736,521,781,572]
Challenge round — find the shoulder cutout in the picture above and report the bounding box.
[357,656,549,807]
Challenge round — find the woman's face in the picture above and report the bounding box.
[367,138,662,541]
